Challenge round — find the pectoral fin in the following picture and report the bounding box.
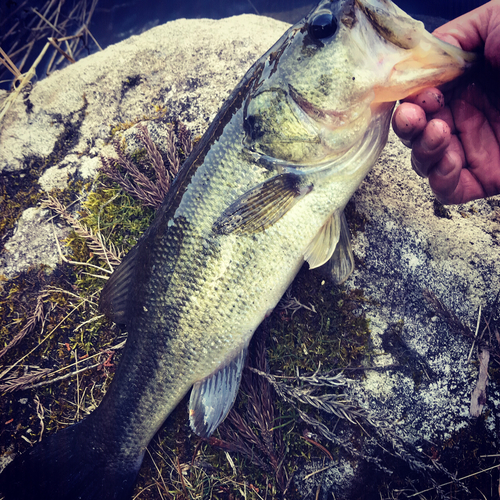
[189,344,248,437]
[213,173,312,235]
[305,211,355,284]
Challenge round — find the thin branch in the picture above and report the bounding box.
[423,289,474,337]
[407,464,500,498]
[0,340,126,392]
[0,367,53,393]
[278,288,317,316]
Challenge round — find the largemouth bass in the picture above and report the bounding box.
[0,1,475,499]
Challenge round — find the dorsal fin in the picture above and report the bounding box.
[98,243,142,324]
[98,217,160,325]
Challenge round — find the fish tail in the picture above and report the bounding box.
[0,421,143,500]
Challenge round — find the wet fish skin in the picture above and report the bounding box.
[0,1,474,499]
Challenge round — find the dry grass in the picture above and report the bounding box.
[100,122,192,210]
[43,194,123,270]
[100,124,172,210]
[0,0,101,123]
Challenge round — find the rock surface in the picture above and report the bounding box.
[1,12,499,500]
[1,208,69,278]
[0,14,287,278]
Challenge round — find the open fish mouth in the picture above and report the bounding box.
[353,0,477,102]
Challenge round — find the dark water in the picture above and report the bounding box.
[0,0,489,90]
[91,0,487,48]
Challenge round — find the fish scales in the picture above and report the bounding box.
[76,101,316,459]
[0,0,476,498]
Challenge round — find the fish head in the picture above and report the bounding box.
[244,0,476,164]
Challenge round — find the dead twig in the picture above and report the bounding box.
[407,463,500,498]
[43,195,122,269]
[470,349,490,417]
[0,291,53,360]
[278,288,317,317]
[100,122,193,209]
[0,340,126,392]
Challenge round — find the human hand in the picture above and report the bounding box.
[392,1,500,204]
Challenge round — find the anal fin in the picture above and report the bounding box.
[189,345,248,437]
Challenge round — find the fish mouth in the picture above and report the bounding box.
[354,0,477,103]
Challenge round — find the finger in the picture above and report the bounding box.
[403,88,445,114]
[428,135,486,205]
[431,161,488,204]
[425,104,456,133]
[433,2,498,55]
[450,84,500,197]
[392,103,427,145]
[410,119,451,178]
[427,150,463,203]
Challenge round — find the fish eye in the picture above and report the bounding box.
[308,11,338,41]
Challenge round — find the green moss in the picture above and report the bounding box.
[268,266,372,375]
[0,123,164,456]
[0,262,118,459]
